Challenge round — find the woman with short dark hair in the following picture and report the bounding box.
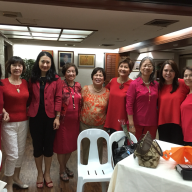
[28,51,62,188]
[158,60,189,145]
[2,56,29,192]
[104,59,133,134]
[80,67,109,164]
[126,57,158,139]
[54,63,81,181]
[181,67,192,146]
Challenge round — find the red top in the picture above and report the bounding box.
[158,79,189,126]
[181,94,192,142]
[27,75,62,118]
[126,77,159,126]
[2,78,29,122]
[104,77,133,131]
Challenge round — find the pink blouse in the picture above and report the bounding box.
[126,77,158,126]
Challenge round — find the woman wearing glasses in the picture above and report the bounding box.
[126,57,158,140]
[54,63,81,181]
[104,59,133,134]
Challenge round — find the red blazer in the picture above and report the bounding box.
[27,75,62,118]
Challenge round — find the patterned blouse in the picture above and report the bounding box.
[80,85,110,126]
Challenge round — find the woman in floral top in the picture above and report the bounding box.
[80,67,110,164]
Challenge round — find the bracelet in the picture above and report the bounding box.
[56,115,60,117]
[129,125,134,129]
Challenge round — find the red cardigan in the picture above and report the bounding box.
[27,75,62,118]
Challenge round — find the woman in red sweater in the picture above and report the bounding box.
[1,57,29,192]
[158,60,189,145]
[28,52,62,188]
[104,59,133,134]
[181,67,192,146]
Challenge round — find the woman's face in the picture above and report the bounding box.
[65,66,76,82]
[92,70,104,86]
[162,64,175,84]
[184,69,192,88]
[39,55,51,73]
[118,63,130,77]
[10,62,23,76]
[140,60,153,77]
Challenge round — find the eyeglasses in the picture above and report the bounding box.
[66,70,76,74]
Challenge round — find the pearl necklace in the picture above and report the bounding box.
[143,80,150,85]
[93,85,103,93]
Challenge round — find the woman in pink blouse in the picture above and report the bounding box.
[126,57,158,140]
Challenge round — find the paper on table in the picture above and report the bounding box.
[0,180,7,191]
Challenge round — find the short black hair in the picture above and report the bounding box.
[62,63,78,76]
[91,67,106,80]
[118,59,134,72]
[31,51,58,83]
[183,66,192,78]
[5,56,26,74]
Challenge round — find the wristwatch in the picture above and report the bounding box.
[129,125,134,129]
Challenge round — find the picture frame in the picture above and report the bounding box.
[42,50,53,56]
[132,60,141,71]
[58,51,74,70]
[78,54,96,68]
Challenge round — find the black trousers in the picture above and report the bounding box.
[29,107,56,157]
[184,142,192,147]
[158,123,184,145]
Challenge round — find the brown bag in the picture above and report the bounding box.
[134,131,163,168]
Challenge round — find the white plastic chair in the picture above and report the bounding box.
[77,129,113,192]
[109,131,137,167]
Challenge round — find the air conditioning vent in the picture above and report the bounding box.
[1,11,22,18]
[144,19,179,27]
[100,44,115,46]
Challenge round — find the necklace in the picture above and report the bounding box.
[15,84,20,93]
[119,77,129,90]
[143,80,150,85]
[9,78,21,93]
[93,85,103,93]
[65,80,76,109]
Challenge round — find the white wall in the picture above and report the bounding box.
[13,44,118,87]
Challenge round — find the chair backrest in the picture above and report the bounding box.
[77,129,111,166]
[109,131,137,166]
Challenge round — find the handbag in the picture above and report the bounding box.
[134,131,163,168]
[112,136,136,166]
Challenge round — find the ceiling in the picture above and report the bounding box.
[0,1,192,49]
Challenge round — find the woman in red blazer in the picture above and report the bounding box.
[28,51,62,188]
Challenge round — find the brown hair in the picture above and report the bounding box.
[5,56,25,74]
[118,59,134,72]
[159,60,179,93]
[182,66,192,78]
[62,63,78,76]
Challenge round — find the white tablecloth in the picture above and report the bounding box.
[108,140,192,192]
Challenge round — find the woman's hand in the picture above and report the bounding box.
[2,109,10,122]
[53,118,60,130]
[129,125,136,135]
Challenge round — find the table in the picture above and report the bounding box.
[108,140,192,192]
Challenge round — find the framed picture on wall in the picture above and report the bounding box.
[58,51,74,70]
[42,50,53,56]
[78,54,96,68]
[132,60,141,71]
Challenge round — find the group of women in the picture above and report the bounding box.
[0,52,191,191]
